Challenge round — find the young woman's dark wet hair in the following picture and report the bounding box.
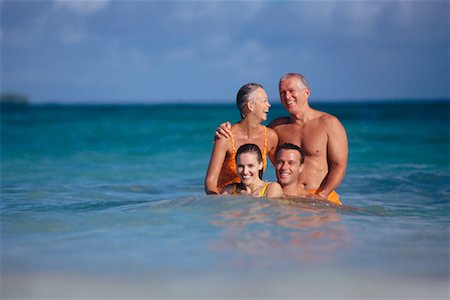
[236,83,264,119]
[236,143,264,179]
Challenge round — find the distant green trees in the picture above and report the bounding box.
[0,93,29,105]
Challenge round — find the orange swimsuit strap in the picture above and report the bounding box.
[259,182,270,197]
[262,126,268,171]
[217,126,269,190]
[217,134,239,190]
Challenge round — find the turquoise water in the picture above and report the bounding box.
[1,101,449,298]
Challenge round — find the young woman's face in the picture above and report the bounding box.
[236,152,263,186]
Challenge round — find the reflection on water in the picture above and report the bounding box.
[210,197,350,267]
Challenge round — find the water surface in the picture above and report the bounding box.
[1,101,449,298]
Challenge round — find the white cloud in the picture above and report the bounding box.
[53,0,110,15]
[50,0,111,44]
[341,3,385,37]
[205,34,233,51]
[166,47,196,62]
[210,39,270,79]
[3,1,111,48]
[169,1,266,25]
[59,29,87,44]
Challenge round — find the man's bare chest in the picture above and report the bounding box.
[276,123,328,156]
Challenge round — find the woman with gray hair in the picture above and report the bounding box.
[205,83,279,195]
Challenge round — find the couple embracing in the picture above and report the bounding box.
[204,73,348,205]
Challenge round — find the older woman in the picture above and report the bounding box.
[205,83,278,195]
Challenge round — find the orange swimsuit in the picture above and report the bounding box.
[217,127,268,190]
[307,190,342,205]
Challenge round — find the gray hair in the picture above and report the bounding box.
[279,73,309,89]
[236,83,263,119]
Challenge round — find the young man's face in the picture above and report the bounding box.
[276,149,303,187]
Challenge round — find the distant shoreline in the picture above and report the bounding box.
[14,98,450,106]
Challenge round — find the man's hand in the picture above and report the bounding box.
[215,121,232,139]
[313,191,330,201]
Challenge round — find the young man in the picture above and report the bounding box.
[275,143,341,205]
[275,143,306,196]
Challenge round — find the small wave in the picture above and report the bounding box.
[145,195,207,209]
[342,205,389,216]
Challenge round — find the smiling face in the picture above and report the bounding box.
[275,148,303,187]
[279,76,310,114]
[236,152,263,186]
[251,87,271,121]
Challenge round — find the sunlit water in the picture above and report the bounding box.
[1,101,449,298]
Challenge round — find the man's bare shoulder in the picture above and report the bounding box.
[267,126,278,137]
[266,127,279,149]
[316,112,346,135]
[221,183,238,195]
[268,116,291,128]
[317,111,341,126]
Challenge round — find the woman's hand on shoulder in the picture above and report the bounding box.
[214,121,232,140]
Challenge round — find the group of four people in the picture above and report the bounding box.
[204,73,348,205]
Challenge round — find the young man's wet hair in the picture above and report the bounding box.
[276,143,305,165]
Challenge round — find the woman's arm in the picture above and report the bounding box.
[267,128,279,166]
[204,137,229,194]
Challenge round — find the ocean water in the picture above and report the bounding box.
[1,100,449,299]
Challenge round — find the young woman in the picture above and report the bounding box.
[221,144,283,197]
[204,83,279,195]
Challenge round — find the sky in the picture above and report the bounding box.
[1,0,449,104]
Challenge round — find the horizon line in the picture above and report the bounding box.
[16,97,450,105]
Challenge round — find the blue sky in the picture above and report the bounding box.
[1,0,448,103]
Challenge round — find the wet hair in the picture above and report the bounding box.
[279,73,309,90]
[236,143,264,179]
[276,143,305,165]
[236,83,264,119]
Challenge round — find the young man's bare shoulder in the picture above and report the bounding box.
[221,183,239,195]
[268,116,291,128]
